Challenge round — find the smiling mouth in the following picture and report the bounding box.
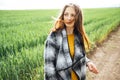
[66,22,73,24]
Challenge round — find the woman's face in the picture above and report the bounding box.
[63,6,76,28]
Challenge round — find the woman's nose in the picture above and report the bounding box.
[67,15,72,20]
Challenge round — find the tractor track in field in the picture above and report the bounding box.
[86,26,120,80]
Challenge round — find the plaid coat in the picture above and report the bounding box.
[44,28,90,80]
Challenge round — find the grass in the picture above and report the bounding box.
[0,8,120,80]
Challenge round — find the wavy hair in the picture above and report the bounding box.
[51,3,90,50]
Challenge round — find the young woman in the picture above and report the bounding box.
[44,3,99,80]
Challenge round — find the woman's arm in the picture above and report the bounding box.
[44,38,58,80]
[86,57,99,74]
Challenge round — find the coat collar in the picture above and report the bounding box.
[61,29,72,67]
[61,28,84,65]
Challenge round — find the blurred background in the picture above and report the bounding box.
[0,0,120,80]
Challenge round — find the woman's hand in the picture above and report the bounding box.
[87,61,99,74]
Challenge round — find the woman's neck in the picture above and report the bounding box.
[66,27,74,35]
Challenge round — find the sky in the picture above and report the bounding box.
[0,0,120,10]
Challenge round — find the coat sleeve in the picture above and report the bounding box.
[44,37,58,80]
[85,56,90,63]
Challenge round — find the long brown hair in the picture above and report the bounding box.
[51,3,90,50]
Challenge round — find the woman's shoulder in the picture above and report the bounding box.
[49,29,62,37]
[47,30,62,41]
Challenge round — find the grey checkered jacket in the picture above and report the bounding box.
[44,28,90,80]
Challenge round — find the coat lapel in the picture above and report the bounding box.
[61,29,85,65]
[74,34,84,63]
[57,29,85,69]
[61,29,72,67]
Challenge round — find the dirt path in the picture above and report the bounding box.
[86,26,120,80]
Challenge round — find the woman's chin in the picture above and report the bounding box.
[65,24,74,28]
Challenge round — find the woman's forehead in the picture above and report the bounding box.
[64,7,76,14]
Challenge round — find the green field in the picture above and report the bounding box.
[0,8,120,80]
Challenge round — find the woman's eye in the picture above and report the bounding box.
[71,14,75,17]
[64,13,68,16]
[64,13,75,17]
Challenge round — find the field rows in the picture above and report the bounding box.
[0,8,120,80]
